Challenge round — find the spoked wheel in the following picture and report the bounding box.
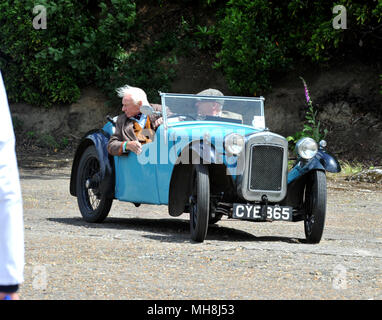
[76,145,113,223]
[189,165,210,242]
[304,170,327,244]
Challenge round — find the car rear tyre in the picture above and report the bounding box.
[189,165,210,242]
[76,145,113,223]
[304,170,326,244]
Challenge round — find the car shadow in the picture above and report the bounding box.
[48,217,304,244]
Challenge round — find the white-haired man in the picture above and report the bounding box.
[107,85,163,156]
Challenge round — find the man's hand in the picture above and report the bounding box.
[154,117,163,128]
[125,141,142,154]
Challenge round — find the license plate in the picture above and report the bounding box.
[233,203,293,221]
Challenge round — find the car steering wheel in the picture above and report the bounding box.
[167,114,196,121]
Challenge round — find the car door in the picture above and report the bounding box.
[113,129,162,204]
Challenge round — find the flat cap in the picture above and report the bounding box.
[196,88,224,105]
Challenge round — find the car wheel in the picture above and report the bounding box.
[76,145,113,223]
[304,170,326,244]
[189,165,210,242]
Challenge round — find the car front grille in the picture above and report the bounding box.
[249,145,283,191]
[238,131,288,202]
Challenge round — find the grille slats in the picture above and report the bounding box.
[249,145,283,191]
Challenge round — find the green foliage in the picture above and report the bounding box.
[11,116,24,134]
[96,11,205,107]
[0,0,380,108]
[96,39,177,108]
[335,160,363,177]
[214,0,291,95]
[94,18,197,107]
[0,0,136,106]
[194,25,217,50]
[287,101,328,147]
[24,130,68,151]
[213,0,381,96]
[287,77,328,150]
[36,133,60,150]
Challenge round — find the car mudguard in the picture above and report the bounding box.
[168,140,233,217]
[189,140,218,165]
[70,129,114,198]
[288,149,341,185]
[168,140,217,217]
[281,149,341,211]
[315,149,341,173]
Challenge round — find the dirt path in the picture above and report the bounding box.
[16,153,382,300]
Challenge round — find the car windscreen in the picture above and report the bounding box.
[160,93,265,128]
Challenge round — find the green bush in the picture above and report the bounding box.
[95,16,198,107]
[0,0,380,107]
[213,0,382,96]
[214,0,291,95]
[0,0,136,106]
[95,38,178,108]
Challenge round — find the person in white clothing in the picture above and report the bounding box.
[0,71,24,300]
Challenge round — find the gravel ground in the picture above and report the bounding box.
[16,154,382,300]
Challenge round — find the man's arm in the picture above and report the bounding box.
[107,116,142,156]
[107,134,125,156]
[107,115,128,156]
[150,103,168,130]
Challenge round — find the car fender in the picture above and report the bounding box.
[70,129,114,198]
[189,139,218,165]
[168,140,228,217]
[315,149,341,173]
[282,149,340,210]
[288,149,341,185]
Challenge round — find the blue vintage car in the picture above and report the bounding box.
[70,92,341,243]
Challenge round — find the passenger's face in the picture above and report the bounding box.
[196,101,221,116]
[122,94,141,118]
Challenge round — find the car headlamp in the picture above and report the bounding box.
[295,137,318,160]
[224,133,245,155]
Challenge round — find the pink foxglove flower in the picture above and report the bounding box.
[299,76,312,105]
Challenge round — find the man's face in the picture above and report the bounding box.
[196,101,221,116]
[122,94,141,118]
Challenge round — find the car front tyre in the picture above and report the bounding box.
[304,170,327,244]
[190,165,210,242]
[76,145,113,223]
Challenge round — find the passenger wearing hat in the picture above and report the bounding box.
[195,88,224,116]
[196,88,243,123]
